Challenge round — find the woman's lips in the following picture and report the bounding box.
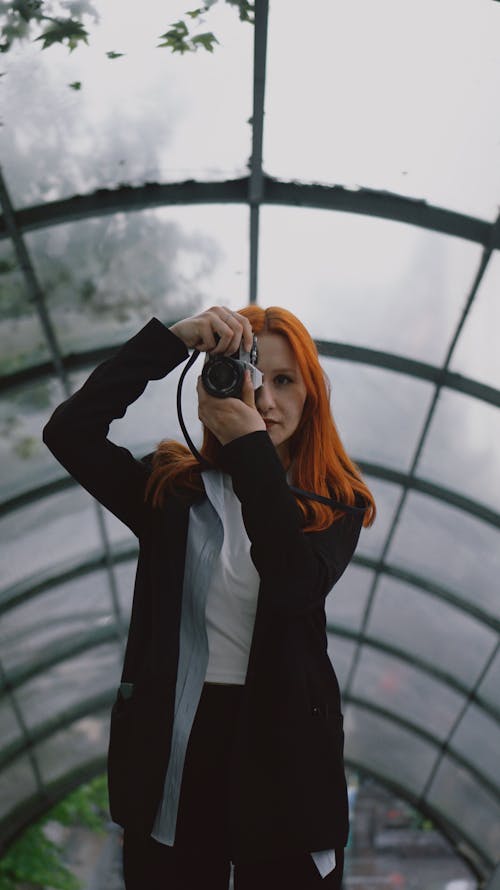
[264,419,278,427]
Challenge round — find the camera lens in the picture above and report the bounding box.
[202,357,243,398]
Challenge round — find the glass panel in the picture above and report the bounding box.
[36,712,109,786]
[1,0,252,207]
[367,577,497,688]
[477,648,500,713]
[0,488,101,592]
[387,493,500,619]
[104,366,409,539]
[0,569,118,677]
[326,565,373,633]
[105,511,139,549]
[321,358,433,472]
[17,348,202,524]
[260,207,480,363]
[486,864,500,890]
[344,704,437,796]
[426,758,500,863]
[0,241,51,376]
[0,697,22,751]
[265,0,500,218]
[0,755,38,821]
[327,636,355,692]
[355,478,401,560]
[0,376,67,502]
[350,649,464,741]
[451,704,500,792]
[22,206,248,360]
[115,560,137,624]
[417,391,500,513]
[16,643,121,731]
[105,346,202,459]
[451,252,500,390]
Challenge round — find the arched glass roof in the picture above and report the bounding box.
[0,0,499,880]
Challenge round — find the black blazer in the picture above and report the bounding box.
[42,318,363,863]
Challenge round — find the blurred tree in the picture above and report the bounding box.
[0,775,108,890]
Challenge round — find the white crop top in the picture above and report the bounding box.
[204,472,260,684]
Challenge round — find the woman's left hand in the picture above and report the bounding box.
[197,371,266,446]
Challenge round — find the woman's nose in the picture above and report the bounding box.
[255,382,275,413]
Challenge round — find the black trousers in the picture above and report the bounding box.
[122,683,344,889]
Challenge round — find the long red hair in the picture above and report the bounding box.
[145,306,375,531]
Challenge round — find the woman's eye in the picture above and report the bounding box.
[275,375,292,385]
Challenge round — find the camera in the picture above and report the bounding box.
[201,335,263,399]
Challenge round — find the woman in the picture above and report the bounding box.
[43,304,375,890]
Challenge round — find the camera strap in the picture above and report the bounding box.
[176,351,366,516]
[177,349,211,470]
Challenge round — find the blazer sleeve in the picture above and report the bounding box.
[42,318,188,538]
[220,430,363,617]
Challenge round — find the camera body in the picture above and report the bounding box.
[201,335,262,399]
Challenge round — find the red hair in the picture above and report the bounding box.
[145,306,375,531]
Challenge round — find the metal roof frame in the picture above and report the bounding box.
[0,0,498,874]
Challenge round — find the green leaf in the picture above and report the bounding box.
[35,18,89,52]
[157,19,194,52]
[226,0,255,23]
[13,436,38,459]
[186,7,204,18]
[68,80,81,90]
[157,35,191,53]
[0,18,29,53]
[106,50,124,59]
[0,776,109,890]
[159,19,189,40]
[191,31,218,52]
[0,258,16,274]
[14,0,44,24]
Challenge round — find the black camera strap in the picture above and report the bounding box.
[288,487,365,516]
[176,351,366,516]
[177,349,211,471]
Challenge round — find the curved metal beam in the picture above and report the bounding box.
[316,341,500,408]
[484,862,500,890]
[357,461,500,527]
[1,176,497,249]
[1,609,497,766]
[328,625,499,723]
[0,624,122,694]
[0,170,126,657]
[3,457,498,538]
[342,694,500,798]
[0,756,106,853]
[0,179,249,238]
[344,758,491,877]
[420,635,500,807]
[264,177,498,248]
[4,609,497,746]
[344,217,500,704]
[344,696,499,800]
[1,536,498,635]
[1,575,498,771]
[0,539,135,615]
[1,610,496,752]
[353,553,500,634]
[2,337,498,409]
[1,752,489,879]
[0,682,495,871]
[0,690,113,772]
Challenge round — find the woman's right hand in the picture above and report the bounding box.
[169,306,253,355]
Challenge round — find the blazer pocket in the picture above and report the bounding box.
[119,681,135,701]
